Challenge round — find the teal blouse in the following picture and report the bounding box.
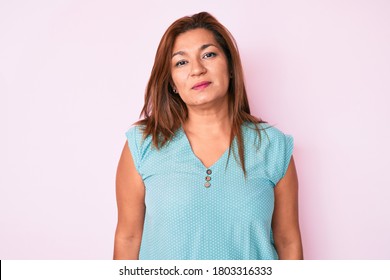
[126,122,293,260]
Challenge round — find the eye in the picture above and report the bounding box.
[203,52,217,59]
[175,60,188,67]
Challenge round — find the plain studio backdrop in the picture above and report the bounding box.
[1,0,389,259]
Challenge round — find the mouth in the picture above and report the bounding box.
[192,81,211,90]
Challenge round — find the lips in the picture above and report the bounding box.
[192,81,211,90]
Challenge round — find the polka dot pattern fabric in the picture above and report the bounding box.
[125,122,293,260]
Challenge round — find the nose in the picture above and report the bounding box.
[190,58,206,76]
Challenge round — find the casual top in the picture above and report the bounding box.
[125,122,294,260]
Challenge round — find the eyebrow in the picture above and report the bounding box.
[171,43,218,58]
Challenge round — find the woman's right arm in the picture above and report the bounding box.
[113,141,145,260]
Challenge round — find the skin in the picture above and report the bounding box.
[272,157,303,259]
[113,141,145,260]
[171,28,232,167]
[113,28,303,260]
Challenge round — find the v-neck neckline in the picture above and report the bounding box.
[178,126,232,170]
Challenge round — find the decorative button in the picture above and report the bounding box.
[206,169,212,175]
[205,176,211,181]
[204,182,211,188]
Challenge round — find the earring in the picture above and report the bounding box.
[173,88,178,94]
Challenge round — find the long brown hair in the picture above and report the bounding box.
[136,11,265,175]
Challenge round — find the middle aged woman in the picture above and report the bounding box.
[114,11,303,260]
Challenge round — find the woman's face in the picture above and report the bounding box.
[171,28,230,110]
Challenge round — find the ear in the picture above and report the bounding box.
[170,83,178,94]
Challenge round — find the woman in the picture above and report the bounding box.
[114,12,303,260]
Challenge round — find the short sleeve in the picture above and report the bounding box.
[125,125,144,174]
[279,134,294,181]
[262,126,294,186]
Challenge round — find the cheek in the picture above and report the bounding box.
[215,61,230,84]
[216,69,230,90]
[171,70,187,90]
[222,71,230,85]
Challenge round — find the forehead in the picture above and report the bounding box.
[172,28,218,52]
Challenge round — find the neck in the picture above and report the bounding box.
[184,99,231,135]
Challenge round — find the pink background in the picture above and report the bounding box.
[1,0,389,259]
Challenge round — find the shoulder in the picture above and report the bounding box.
[125,125,153,146]
[125,125,153,167]
[261,123,291,143]
[242,122,291,145]
[242,121,294,163]
[126,124,145,140]
[240,121,295,185]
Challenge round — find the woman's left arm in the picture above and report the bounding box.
[272,156,304,259]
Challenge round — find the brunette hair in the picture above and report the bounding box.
[136,11,265,175]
